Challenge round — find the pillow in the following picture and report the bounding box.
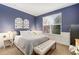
[20,31,32,36]
[32,31,43,36]
[20,31,43,37]
[32,32,37,35]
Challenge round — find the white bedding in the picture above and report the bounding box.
[14,31,48,55]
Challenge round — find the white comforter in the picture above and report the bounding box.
[14,35,48,55]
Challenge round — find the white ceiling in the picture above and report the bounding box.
[2,3,76,16]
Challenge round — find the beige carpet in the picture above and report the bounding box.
[0,43,71,55]
[0,45,23,55]
[51,43,71,55]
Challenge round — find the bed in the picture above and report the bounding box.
[14,31,49,55]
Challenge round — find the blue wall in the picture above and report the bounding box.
[0,4,35,32]
[0,4,79,32]
[35,4,79,32]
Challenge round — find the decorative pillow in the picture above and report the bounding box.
[32,32,37,35]
[32,31,43,36]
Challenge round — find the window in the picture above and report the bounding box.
[43,13,62,34]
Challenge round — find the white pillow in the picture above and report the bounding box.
[20,31,32,36]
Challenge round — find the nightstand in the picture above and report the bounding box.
[3,35,13,48]
[4,40,13,48]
